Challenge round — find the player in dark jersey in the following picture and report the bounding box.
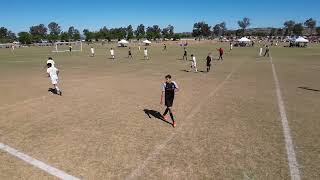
[163,44,167,51]
[206,53,212,72]
[160,75,179,128]
[183,47,187,60]
[128,47,133,59]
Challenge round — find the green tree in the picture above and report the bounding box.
[73,29,81,40]
[162,25,174,39]
[146,25,161,40]
[276,28,284,36]
[237,18,250,34]
[60,32,69,41]
[47,22,61,41]
[29,24,47,41]
[18,32,32,44]
[0,27,16,43]
[135,24,145,40]
[99,26,111,41]
[48,22,61,35]
[316,27,320,35]
[126,25,134,40]
[0,27,8,39]
[68,26,76,40]
[269,28,277,36]
[213,22,227,37]
[304,18,317,35]
[283,20,295,36]
[192,22,211,39]
[293,23,304,36]
[83,29,94,41]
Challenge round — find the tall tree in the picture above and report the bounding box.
[126,25,134,40]
[293,23,304,36]
[146,25,161,40]
[316,27,320,35]
[135,24,145,40]
[68,26,76,40]
[99,26,111,40]
[0,27,16,43]
[283,20,295,36]
[18,32,32,44]
[48,22,61,35]
[162,25,174,39]
[29,24,47,41]
[304,18,317,35]
[47,22,61,41]
[192,22,211,39]
[213,22,227,37]
[83,29,94,41]
[237,18,250,34]
[0,27,8,38]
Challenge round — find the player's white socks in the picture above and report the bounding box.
[55,86,60,92]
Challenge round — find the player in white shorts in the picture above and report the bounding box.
[46,63,62,96]
[110,48,115,60]
[144,48,149,60]
[189,54,198,72]
[90,46,95,57]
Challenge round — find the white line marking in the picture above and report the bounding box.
[0,143,80,180]
[126,68,236,180]
[269,57,301,180]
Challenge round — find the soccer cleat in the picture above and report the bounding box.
[162,115,168,121]
[59,91,62,96]
[173,121,176,128]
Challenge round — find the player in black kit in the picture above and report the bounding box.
[160,75,179,128]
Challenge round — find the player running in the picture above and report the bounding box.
[46,63,62,96]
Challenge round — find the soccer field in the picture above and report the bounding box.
[0,42,319,179]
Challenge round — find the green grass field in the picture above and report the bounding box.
[0,42,319,179]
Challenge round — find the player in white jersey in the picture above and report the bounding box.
[144,48,149,60]
[90,46,95,57]
[110,48,115,60]
[189,54,198,72]
[46,63,62,96]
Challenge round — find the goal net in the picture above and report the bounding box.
[52,41,82,53]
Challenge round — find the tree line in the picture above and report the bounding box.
[0,18,319,44]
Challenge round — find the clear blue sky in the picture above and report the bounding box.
[1,0,320,33]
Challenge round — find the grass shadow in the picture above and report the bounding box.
[48,88,58,95]
[143,109,172,126]
[298,87,320,92]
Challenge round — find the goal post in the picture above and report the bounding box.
[52,41,82,53]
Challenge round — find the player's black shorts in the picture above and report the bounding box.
[207,63,211,66]
[165,97,174,107]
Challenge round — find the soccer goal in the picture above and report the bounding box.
[52,41,83,53]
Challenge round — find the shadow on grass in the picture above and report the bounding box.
[143,109,172,126]
[48,88,58,95]
[298,87,320,92]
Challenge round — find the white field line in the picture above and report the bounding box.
[126,68,236,180]
[269,57,301,180]
[0,143,80,180]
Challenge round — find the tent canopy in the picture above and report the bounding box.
[294,37,309,43]
[143,40,151,44]
[118,39,129,44]
[238,37,251,42]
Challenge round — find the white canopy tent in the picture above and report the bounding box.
[118,39,129,47]
[294,37,309,43]
[238,37,251,42]
[118,39,129,44]
[143,40,151,45]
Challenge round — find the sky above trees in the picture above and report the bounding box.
[1,0,320,33]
